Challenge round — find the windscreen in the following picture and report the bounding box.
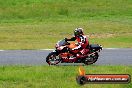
[57,39,67,46]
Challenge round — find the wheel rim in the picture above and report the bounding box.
[85,55,97,64]
[48,54,60,65]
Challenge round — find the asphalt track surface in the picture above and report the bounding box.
[0,48,131,65]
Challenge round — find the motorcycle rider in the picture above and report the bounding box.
[65,28,89,59]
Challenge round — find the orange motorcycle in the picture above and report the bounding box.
[46,39,102,65]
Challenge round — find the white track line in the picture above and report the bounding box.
[0,50,4,51]
[104,48,119,50]
[40,48,120,50]
[0,48,120,51]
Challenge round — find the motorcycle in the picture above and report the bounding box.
[46,39,102,65]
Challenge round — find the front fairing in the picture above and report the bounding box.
[55,39,67,49]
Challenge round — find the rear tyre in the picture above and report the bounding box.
[83,53,98,65]
[46,52,61,65]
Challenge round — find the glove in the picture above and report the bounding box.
[64,38,67,41]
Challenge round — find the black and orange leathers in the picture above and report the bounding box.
[66,34,89,56]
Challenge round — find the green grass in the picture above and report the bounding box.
[0,1,131,88]
[0,0,131,22]
[0,0,131,49]
[0,21,131,49]
[0,65,131,88]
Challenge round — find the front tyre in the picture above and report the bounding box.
[83,53,98,65]
[46,52,61,65]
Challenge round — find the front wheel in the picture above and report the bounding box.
[46,52,61,65]
[83,53,98,65]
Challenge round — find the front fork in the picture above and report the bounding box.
[52,49,59,55]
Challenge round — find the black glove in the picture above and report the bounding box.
[64,38,67,41]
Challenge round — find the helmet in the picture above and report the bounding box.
[74,28,83,36]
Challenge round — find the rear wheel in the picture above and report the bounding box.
[83,53,98,65]
[46,52,61,65]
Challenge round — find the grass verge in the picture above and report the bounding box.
[0,0,131,49]
[0,65,131,88]
[0,20,131,49]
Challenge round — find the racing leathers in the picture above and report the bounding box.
[66,35,89,58]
